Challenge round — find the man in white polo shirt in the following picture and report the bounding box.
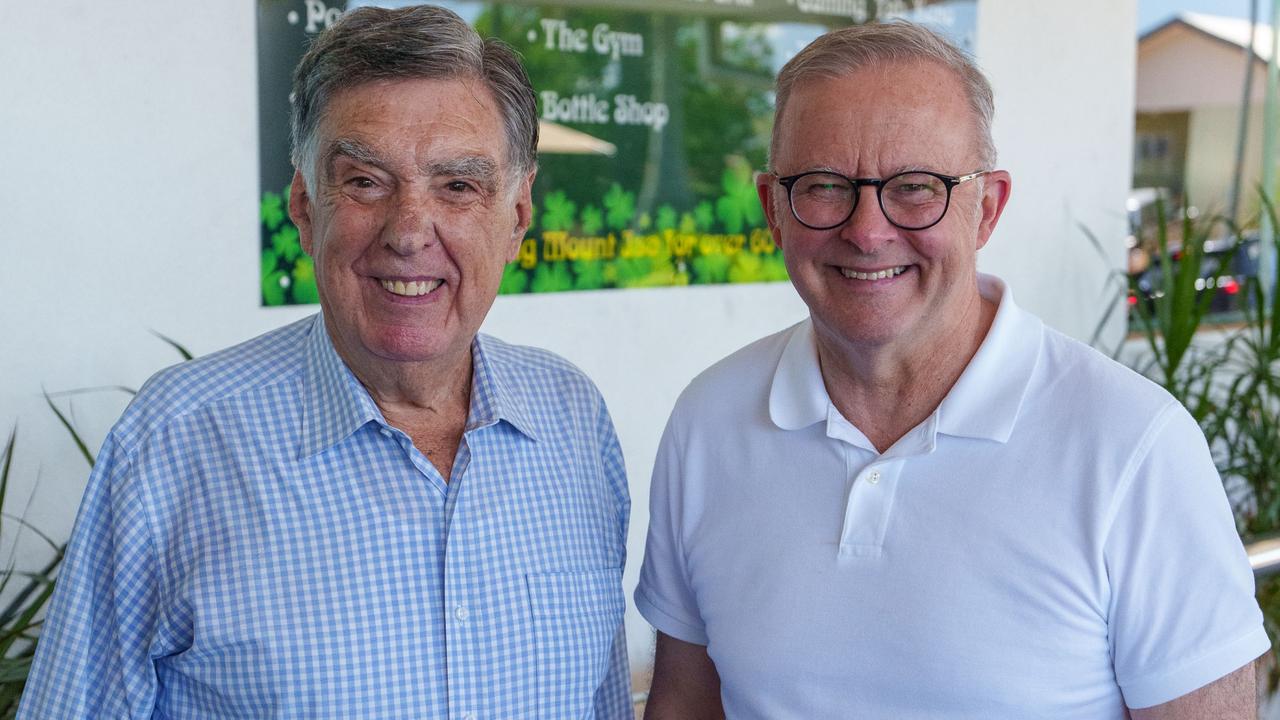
[634,21,1268,719]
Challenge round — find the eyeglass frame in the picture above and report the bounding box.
[774,169,989,232]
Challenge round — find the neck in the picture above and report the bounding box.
[818,290,996,453]
[328,328,476,481]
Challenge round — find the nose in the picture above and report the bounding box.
[382,187,437,255]
[838,184,896,254]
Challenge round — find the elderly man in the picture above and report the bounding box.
[20,6,630,718]
[636,21,1266,719]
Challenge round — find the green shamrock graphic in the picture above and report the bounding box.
[656,205,678,232]
[262,250,287,306]
[499,263,529,294]
[542,191,577,232]
[694,201,715,232]
[261,191,285,232]
[292,256,319,304]
[692,253,732,284]
[715,158,764,234]
[531,261,574,293]
[580,205,604,236]
[573,259,606,290]
[603,184,636,231]
[271,224,302,264]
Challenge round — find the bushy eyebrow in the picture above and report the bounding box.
[321,141,503,193]
[322,138,388,181]
[428,156,501,193]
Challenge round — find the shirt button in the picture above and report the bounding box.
[867,471,881,484]
[379,427,393,438]
[462,713,477,720]
[454,604,470,621]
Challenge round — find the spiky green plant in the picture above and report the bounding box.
[1,334,191,716]
[1126,197,1234,427]
[1204,194,1280,690]
[0,420,73,718]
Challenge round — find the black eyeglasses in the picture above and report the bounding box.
[776,169,987,231]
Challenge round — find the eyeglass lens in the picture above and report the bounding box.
[789,172,951,230]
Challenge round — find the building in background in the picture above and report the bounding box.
[1136,12,1270,224]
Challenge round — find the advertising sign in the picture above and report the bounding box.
[258,0,975,304]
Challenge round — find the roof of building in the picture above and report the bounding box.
[1142,12,1274,62]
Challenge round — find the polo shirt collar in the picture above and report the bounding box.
[299,318,541,458]
[935,275,1041,443]
[768,319,829,431]
[767,274,1042,445]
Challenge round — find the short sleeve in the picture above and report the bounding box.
[1105,402,1269,709]
[634,410,709,645]
[18,432,161,719]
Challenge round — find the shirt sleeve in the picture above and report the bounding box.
[18,432,161,719]
[1105,401,1270,709]
[634,410,709,645]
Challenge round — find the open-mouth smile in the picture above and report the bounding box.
[379,278,444,297]
[839,266,907,281]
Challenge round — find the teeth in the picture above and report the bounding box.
[380,279,441,296]
[840,266,906,281]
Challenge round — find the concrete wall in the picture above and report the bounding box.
[0,0,1135,679]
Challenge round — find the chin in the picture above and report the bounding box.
[816,314,904,348]
[362,327,461,364]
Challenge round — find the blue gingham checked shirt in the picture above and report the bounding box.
[20,314,631,719]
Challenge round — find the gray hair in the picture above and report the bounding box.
[290,5,538,192]
[771,21,996,169]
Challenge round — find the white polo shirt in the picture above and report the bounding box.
[635,275,1267,719]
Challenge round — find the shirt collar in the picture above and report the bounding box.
[466,334,541,441]
[767,274,1042,445]
[768,319,829,431]
[934,275,1041,443]
[299,314,383,459]
[299,319,540,458]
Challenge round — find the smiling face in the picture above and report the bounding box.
[290,77,532,378]
[758,60,1010,355]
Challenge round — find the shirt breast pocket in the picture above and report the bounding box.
[526,567,626,719]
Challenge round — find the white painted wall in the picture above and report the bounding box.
[974,0,1135,355]
[0,0,1134,681]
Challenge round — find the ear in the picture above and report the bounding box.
[288,170,316,256]
[756,171,786,252]
[974,170,1012,250]
[505,169,536,263]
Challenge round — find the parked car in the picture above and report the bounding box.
[1129,232,1256,317]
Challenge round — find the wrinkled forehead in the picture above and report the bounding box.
[315,76,523,189]
[323,75,498,124]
